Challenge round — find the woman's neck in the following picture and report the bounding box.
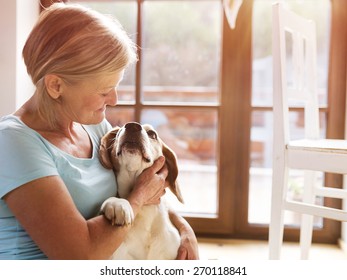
[14,95,92,158]
[14,94,75,138]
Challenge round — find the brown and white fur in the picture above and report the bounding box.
[99,122,184,260]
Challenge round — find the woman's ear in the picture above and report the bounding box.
[44,74,63,100]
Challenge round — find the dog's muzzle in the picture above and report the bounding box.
[117,122,151,163]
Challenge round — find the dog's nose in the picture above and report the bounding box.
[125,122,142,132]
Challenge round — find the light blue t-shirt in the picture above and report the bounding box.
[0,115,117,260]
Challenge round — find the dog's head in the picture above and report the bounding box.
[99,122,183,203]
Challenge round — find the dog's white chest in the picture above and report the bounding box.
[111,203,180,260]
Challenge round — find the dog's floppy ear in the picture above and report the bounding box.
[162,141,184,203]
[99,127,120,170]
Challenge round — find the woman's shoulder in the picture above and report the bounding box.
[0,115,33,134]
[0,115,47,153]
[1,114,21,126]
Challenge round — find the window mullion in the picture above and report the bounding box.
[135,0,144,122]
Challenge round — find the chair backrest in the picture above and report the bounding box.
[272,3,320,144]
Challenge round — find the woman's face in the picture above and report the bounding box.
[59,70,124,125]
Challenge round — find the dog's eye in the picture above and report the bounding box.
[147,130,157,140]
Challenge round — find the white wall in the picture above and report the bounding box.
[0,0,38,117]
[16,0,39,108]
[0,0,17,116]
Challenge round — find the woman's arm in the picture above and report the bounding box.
[4,157,168,260]
[169,210,199,260]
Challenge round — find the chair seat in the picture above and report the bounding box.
[287,139,347,173]
[288,138,347,154]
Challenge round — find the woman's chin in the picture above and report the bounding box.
[81,113,105,125]
[93,114,106,124]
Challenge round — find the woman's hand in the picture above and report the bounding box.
[128,156,168,209]
[169,211,199,260]
[176,231,200,260]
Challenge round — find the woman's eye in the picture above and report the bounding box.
[147,130,157,140]
[99,88,115,96]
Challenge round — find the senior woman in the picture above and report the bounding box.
[0,3,198,260]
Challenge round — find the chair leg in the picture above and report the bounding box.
[269,206,285,259]
[299,170,316,259]
[300,214,314,259]
[269,161,288,259]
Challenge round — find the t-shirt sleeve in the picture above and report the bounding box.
[0,129,59,198]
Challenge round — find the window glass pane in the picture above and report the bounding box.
[252,0,331,107]
[248,110,326,226]
[71,1,137,102]
[141,108,218,214]
[142,0,221,103]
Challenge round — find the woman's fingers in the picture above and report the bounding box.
[149,156,166,174]
[131,156,170,206]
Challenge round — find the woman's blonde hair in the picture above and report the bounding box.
[23,3,137,128]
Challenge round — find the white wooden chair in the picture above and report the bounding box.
[269,2,347,259]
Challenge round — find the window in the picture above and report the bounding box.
[62,0,344,242]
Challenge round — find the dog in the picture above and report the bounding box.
[98,122,184,259]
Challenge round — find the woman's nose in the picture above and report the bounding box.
[107,88,118,106]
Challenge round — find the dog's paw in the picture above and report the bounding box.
[100,197,134,226]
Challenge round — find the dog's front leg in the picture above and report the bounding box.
[100,197,134,226]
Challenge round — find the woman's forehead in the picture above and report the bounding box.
[86,70,125,91]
